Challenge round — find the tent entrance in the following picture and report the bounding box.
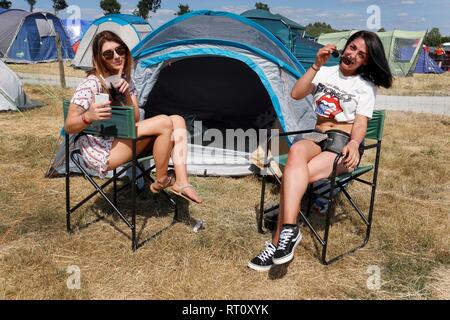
[143,56,276,152]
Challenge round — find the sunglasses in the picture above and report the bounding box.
[102,46,127,60]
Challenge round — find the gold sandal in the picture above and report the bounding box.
[169,183,203,204]
[149,170,176,194]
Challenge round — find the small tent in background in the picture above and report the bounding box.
[0,60,41,111]
[241,9,305,52]
[293,36,339,70]
[131,10,316,176]
[0,9,74,63]
[72,14,152,69]
[318,30,426,76]
[241,9,339,69]
[414,46,444,74]
[61,19,92,53]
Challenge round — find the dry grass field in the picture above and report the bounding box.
[379,71,450,96]
[8,62,86,78]
[0,83,449,300]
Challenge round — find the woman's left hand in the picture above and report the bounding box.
[342,140,360,170]
[116,78,130,94]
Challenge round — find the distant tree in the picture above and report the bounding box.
[134,0,161,20]
[0,0,12,9]
[377,27,386,32]
[100,0,121,15]
[305,22,338,38]
[424,28,442,47]
[176,4,191,16]
[255,2,269,11]
[52,0,68,15]
[26,0,37,12]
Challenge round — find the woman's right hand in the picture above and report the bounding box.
[315,44,337,68]
[85,100,112,122]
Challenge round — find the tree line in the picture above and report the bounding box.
[1,0,448,44]
[0,0,69,14]
[0,1,190,18]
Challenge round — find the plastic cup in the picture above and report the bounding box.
[105,75,122,88]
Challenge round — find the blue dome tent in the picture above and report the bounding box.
[0,9,74,63]
[132,11,316,176]
[414,46,444,74]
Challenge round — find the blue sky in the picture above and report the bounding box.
[12,0,450,35]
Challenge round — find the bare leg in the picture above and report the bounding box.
[273,140,321,244]
[273,147,352,244]
[108,115,173,183]
[136,115,173,182]
[169,115,203,203]
[307,151,350,182]
[107,138,154,171]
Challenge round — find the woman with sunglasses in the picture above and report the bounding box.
[65,31,203,204]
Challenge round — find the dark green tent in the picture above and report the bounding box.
[241,9,338,69]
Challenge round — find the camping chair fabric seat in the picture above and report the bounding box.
[258,110,385,265]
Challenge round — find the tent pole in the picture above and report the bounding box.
[56,32,67,89]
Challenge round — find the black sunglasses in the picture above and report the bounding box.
[102,46,127,60]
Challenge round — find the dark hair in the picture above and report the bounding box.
[343,30,393,88]
[87,31,132,84]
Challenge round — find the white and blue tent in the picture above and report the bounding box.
[73,14,152,69]
[61,19,91,45]
[0,9,74,63]
[132,11,316,176]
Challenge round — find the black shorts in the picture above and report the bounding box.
[293,129,364,158]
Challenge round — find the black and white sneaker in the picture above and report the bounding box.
[248,241,277,271]
[273,224,302,265]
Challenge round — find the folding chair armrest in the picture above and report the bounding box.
[263,129,316,167]
[363,142,380,150]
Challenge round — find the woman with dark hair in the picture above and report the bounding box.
[248,30,392,271]
[65,31,202,204]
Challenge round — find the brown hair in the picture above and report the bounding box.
[87,31,133,90]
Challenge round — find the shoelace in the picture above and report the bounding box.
[277,228,294,250]
[257,241,276,262]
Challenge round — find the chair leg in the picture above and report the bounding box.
[364,179,377,246]
[131,140,137,251]
[258,174,267,233]
[321,177,338,265]
[305,185,314,218]
[113,169,117,207]
[65,133,71,233]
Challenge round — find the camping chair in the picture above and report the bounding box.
[63,100,179,250]
[258,110,385,265]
